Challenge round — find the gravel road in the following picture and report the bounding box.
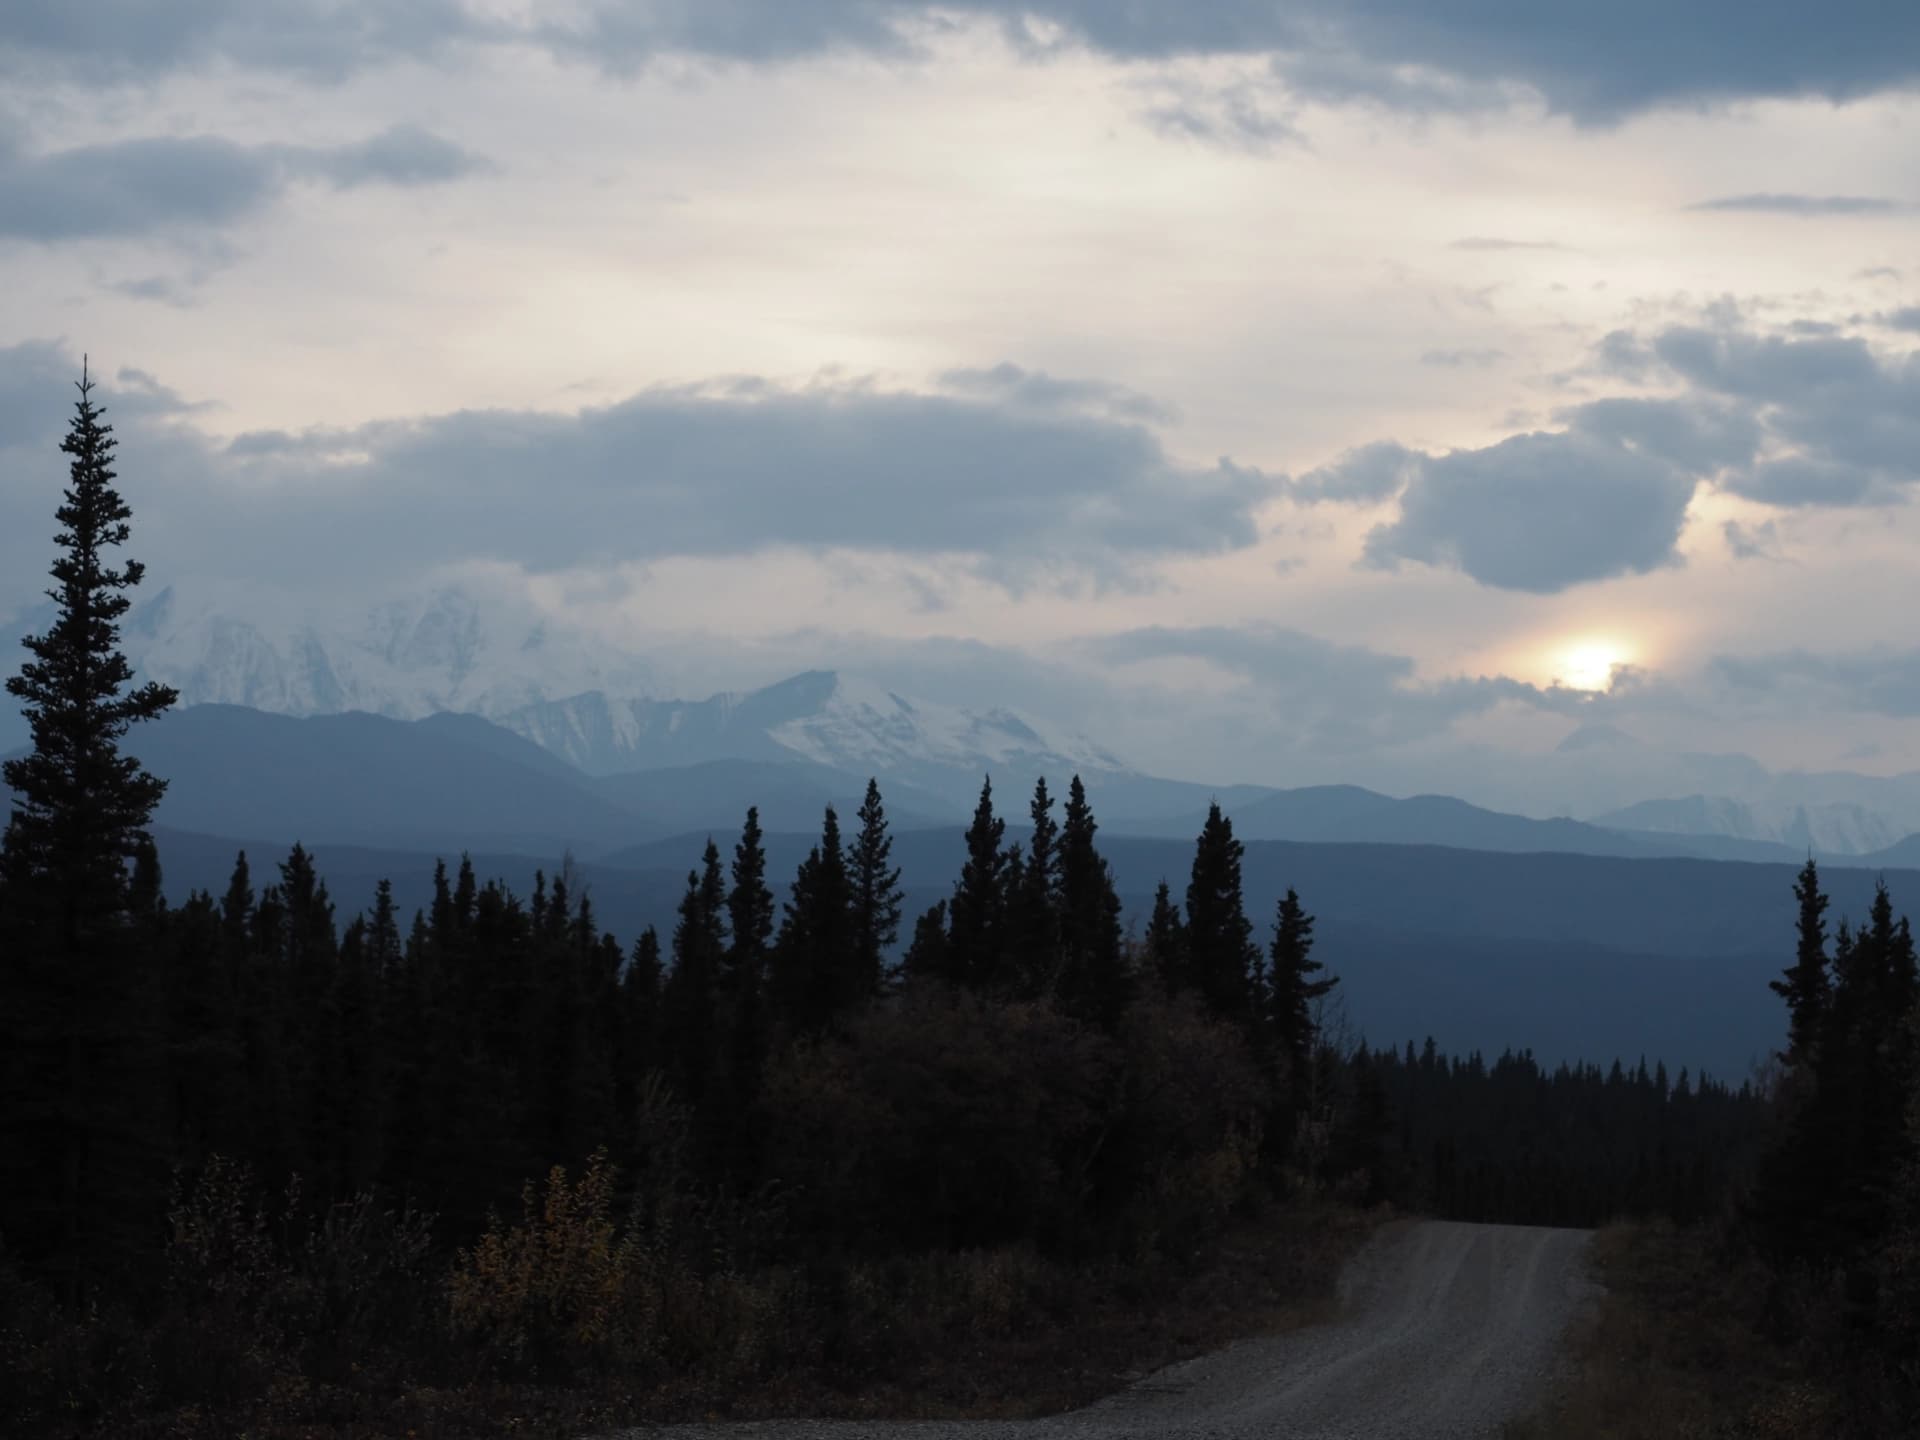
[615,1220,1596,1440]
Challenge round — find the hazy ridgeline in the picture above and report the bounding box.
[0,375,1914,1437]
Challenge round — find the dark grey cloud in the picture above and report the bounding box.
[1359,431,1695,593]
[1653,325,1885,400]
[1711,648,1920,719]
[1688,194,1912,217]
[1884,307,1920,332]
[939,362,1177,424]
[289,123,489,187]
[0,344,1274,601]
[1640,323,1920,507]
[1563,397,1761,474]
[0,0,477,82]
[7,2,1919,123]
[1274,312,1920,591]
[1288,441,1419,506]
[0,124,487,241]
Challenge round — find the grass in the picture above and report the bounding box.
[1503,1222,1838,1440]
[96,1200,1383,1440]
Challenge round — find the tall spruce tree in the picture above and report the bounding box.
[1143,878,1188,994]
[0,363,179,1290]
[661,843,728,1108]
[1054,776,1129,1027]
[1771,857,1831,1069]
[1180,803,1259,1023]
[847,780,904,997]
[947,777,1010,991]
[773,807,857,1031]
[1270,887,1338,1103]
[1006,777,1061,998]
[719,809,775,1169]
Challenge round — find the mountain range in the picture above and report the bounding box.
[11,584,1920,859]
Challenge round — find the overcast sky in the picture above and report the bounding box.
[4,2,1920,788]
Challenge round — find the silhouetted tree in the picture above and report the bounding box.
[847,780,903,997]
[773,807,857,1031]
[947,777,1010,991]
[1771,857,1830,1070]
[1270,887,1337,1102]
[662,844,728,1109]
[0,363,178,1291]
[1054,776,1129,1027]
[1143,878,1187,994]
[1178,803,1259,1024]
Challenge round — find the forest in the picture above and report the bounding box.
[1,377,1916,1436]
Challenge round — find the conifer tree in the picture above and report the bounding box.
[1270,887,1338,1103]
[1180,803,1259,1023]
[1054,776,1129,1027]
[720,809,775,1169]
[773,807,857,1031]
[0,363,178,1288]
[662,844,727,1107]
[847,779,904,996]
[948,777,1010,991]
[1143,878,1187,994]
[1006,777,1061,997]
[728,807,775,978]
[1771,857,1830,1069]
[902,899,951,984]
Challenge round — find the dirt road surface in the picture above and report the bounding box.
[614,1220,1596,1440]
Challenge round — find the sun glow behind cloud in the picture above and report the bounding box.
[1555,639,1633,693]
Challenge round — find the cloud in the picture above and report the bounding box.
[1722,518,1782,561]
[1883,307,1920,332]
[0,344,1275,597]
[1563,396,1761,473]
[1083,622,1582,752]
[1360,431,1696,593]
[0,124,488,241]
[1140,79,1302,150]
[7,2,1920,123]
[286,122,490,188]
[1288,441,1421,506]
[1711,647,1920,719]
[0,0,477,83]
[1420,348,1506,368]
[1688,193,1912,217]
[939,362,1177,423]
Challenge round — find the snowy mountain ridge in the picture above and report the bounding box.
[5,586,1131,797]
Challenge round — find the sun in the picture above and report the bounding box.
[1557,641,1627,693]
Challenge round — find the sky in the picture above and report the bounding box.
[3,2,1920,793]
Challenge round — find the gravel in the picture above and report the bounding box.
[605,1220,1598,1440]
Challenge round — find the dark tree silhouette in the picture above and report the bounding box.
[1054,775,1128,1027]
[1771,857,1830,1070]
[947,777,1010,991]
[1179,802,1259,1024]
[847,780,903,997]
[0,362,180,1293]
